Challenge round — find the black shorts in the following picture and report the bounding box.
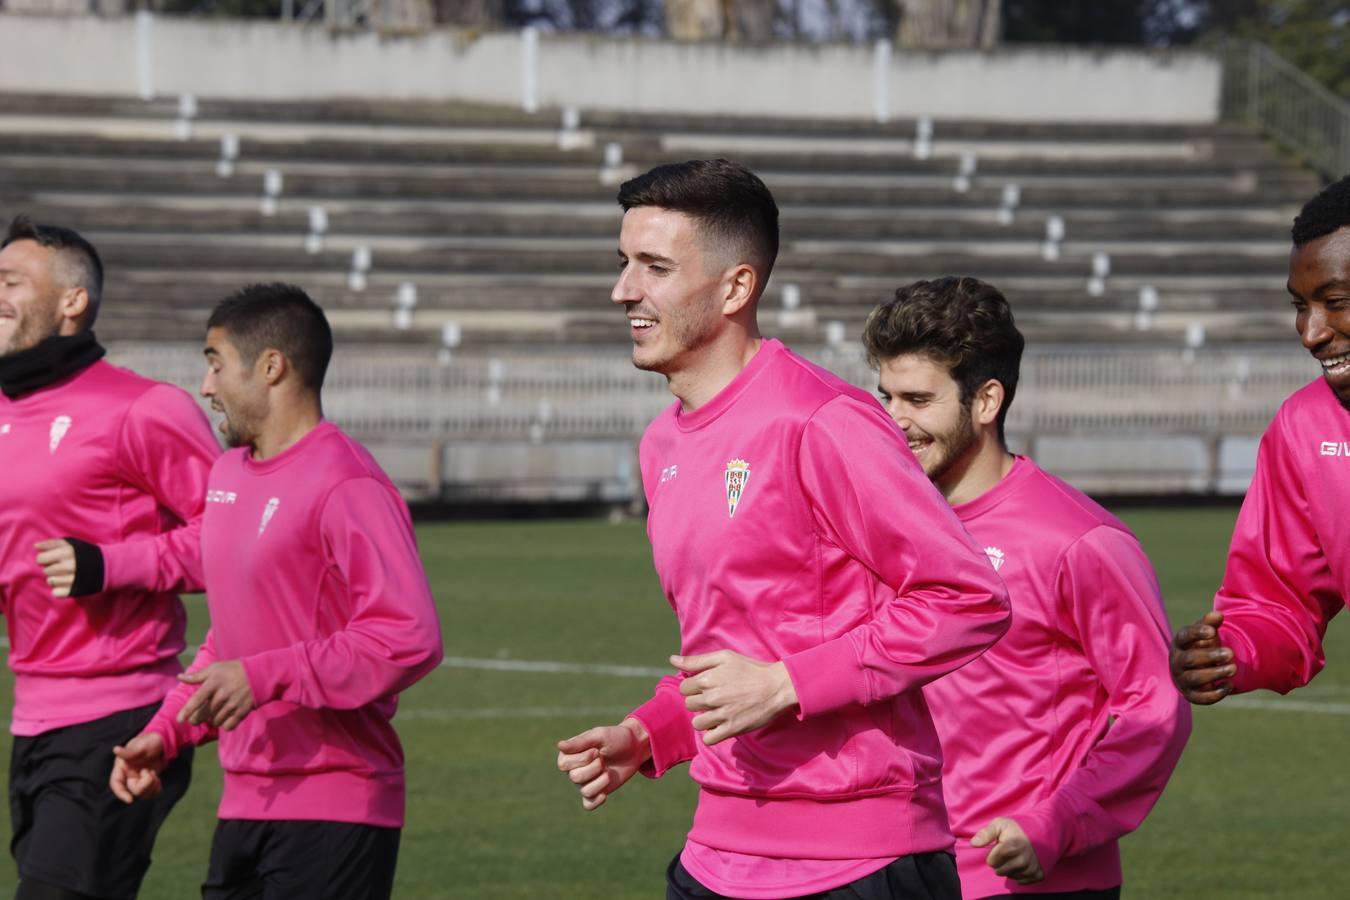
[203,819,401,900]
[9,701,194,899]
[667,850,960,900]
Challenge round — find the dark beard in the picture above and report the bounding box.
[926,405,980,487]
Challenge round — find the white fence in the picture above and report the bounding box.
[108,342,1317,500]
[0,14,1222,123]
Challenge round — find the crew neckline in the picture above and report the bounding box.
[241,419,335,474]
[951,454,1033,521]
[673,339,782,433]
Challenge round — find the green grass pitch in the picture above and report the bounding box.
[0,509,1346,897]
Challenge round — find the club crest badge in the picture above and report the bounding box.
[984,546,1006,572]
[49,416,72,454]
[258,497,281,537]
[724,458,751,518]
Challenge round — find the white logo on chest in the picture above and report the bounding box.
[0,423,10,435]
[206,489,238,504]
[258,497,281,536]
[724,459,751,518]
[49,416,72,454]
[660,465,678,484]
[984,546,1006,572]
[1319,440,1350,457]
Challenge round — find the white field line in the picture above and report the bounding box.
[0,640,669,680]
[4,633,1349,718]
[397,705,631,721]
[1221,696,1350,716]
[438,656,669,679]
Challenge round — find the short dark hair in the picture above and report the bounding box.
[862,276,1025,445]
[2,215,104,326]
[1292,175,1350,247]
[207,283,333,391]
[617,159,779,287]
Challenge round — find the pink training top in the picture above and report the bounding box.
[144,421,443,827]
[924,457,1191,898]
[0,360,217,735]
[628,340,1011,898]
[1215,378,1349,694]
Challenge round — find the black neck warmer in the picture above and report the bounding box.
[0,331,106,399]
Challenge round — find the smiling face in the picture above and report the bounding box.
[610,206,730,376]
[0,239,65,357]
[877,352,980,491]
[200,327,268,449]
[1289,226,1350,409]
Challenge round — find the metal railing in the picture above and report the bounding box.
[1221,38,1350,180]
[108,342,1317,443]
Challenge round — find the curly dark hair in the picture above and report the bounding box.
[1292,175,1350,247]
[862,276,1025,445]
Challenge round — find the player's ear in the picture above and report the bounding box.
[721,263,758,318]
[56,285,90,328]
[973,378,1005,427]
[259,348,287,386]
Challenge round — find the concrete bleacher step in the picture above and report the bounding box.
[76,233,1288,281]
[0,161,1306,211]
[0,129,1300,182]
[0,92,1262,142]
[0,91,1317,361]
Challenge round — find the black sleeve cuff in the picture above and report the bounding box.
[65,537,106,597]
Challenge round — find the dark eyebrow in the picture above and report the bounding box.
[1290,278,1350,299]
[1314,278,1350,296]
[203,347,219,358]
[635,251,677,267]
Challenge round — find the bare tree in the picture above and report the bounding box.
[897,0,1001,48]
[665,0,725,38]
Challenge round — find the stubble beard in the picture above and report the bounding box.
[631,303,720,376]
[923,405,981,488]
[0,302,61,359]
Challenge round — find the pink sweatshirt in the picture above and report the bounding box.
[629,340,1010,897]
[0,360,218,735]
[1215,379,1349,694]
[924,457,1191,898]
[144,421,443,827]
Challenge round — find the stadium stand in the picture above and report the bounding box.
[0,91,1323,499]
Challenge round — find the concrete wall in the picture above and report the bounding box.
[0,14,1222,123]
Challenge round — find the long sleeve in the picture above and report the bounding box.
[1215,414,1342,694]
[100,384,218,594]
[1015,526,1192,877]
[240,477,443,710]
[783,397,1011,717]
[630,674,699,778]
[142,630,220,761]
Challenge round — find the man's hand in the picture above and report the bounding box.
[178,661,255,730]
[110,732,166,804]
[672,650,798,746]
[556,718,651,811]
[34,539,76,598]
[1171,610,1236,705]
[971,817,1044,884]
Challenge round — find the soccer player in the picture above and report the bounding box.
[556,160,1011,900]
[0,216,216,900]
[862,276,1191,899]
[106,284,443,899]
[1171,176,1350,703]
